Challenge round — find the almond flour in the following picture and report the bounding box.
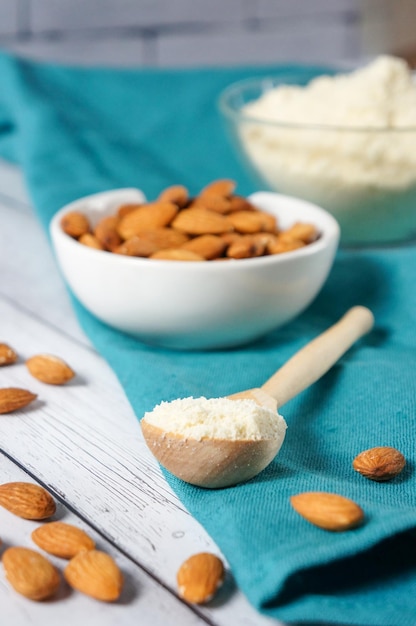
[142,396,287,442]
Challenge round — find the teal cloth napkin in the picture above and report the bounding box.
[1,50,416,625]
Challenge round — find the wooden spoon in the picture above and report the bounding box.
[141,306,374,488]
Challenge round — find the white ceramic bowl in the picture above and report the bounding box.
[50,188,340,350]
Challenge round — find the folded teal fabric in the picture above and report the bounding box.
[1,50,416,625]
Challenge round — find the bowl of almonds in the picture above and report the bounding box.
[50,180,339,350]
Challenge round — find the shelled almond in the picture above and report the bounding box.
[62,179,319,261]
[0,343,18,365]
[177,552,225,604]
[290,492,364,531]
[26,354,75,385]
[64,550,123,601]
[353,446,406,481]
[0,482,56,520]
[2,547,61,601]
[32,521,95,559]
[0,388,37,414]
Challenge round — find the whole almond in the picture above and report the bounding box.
[0,388,37,414]
[94,215,122,251]
[158,184,189,208]
[177,552,225,604]
[172,208,233,235]
[64,550,123,601]
[226,234,267,259]
[32,521,95,559]
[117,202,178,239]
[181,234,227,259]
[228,195,258,212]
[114,236,159,257]
[227,209,276,234]
[0,482,56,519]
[139,227,189,250]
[60,211,90,238]
[201,179,236,198]
[150,249,204,261]
[2,547,60,600]
[26,354,75,385]
[267,237,305,255]
[282,222,319,244]
[290,492,364,531]
[78,233,105,250]
[192,193,231,214]
[0,343,18,365]
[353,446,406,481]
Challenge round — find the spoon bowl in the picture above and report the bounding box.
[141,306,374,488]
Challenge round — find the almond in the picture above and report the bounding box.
[267,237,305,255]
[192,193,231,214]
[0,343,18,365]
[228,195,258,212]
[94,215,122,251]
[353,446,406,481]
[116,203,142,218]
[0,482,56,519]
[2,547,60,600]
[282,222,319,244]
[158,184,189,207]
[150,249,204,261]
[26,354,75,385]
[177,552,225,604]
[64,550,123,601]
[139,227,189,250]
[117,202,178,239]
[172,208,233,235]
[0,387,37,414]
[200,179,236,197]
[227,209,277,234]
[60,211,90,238]
[32,521,95,559]
[226,234,267,259]
[290,492,364,531]
[181,234,227,259]
[114,236,159,257]
[78,233,105,250]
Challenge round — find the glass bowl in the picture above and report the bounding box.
[218,74,416,246]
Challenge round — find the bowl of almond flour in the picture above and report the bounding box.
[219,56,416,246]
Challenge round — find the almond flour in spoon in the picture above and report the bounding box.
[142,396,287,442]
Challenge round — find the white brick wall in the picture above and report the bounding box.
[0,0,414,68]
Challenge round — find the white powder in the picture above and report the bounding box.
[239,56,416,244]
[142,396,287,441]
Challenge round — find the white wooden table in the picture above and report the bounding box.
[0,157,280,625]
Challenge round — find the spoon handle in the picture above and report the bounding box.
[261,306,374,408]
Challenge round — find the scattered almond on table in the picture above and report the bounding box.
[26,354,75,385]
[64,549,124,602]
[353,446,406,481]
[0,388,37,414]
[290,492,364,531]
[32,521,96,559]
[176,552,225,604]
[0,481,56,520]
[61,179,319,261]
[2,547,61,601]
[0,343,18,365]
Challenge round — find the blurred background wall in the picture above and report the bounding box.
[0,0,415,68]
